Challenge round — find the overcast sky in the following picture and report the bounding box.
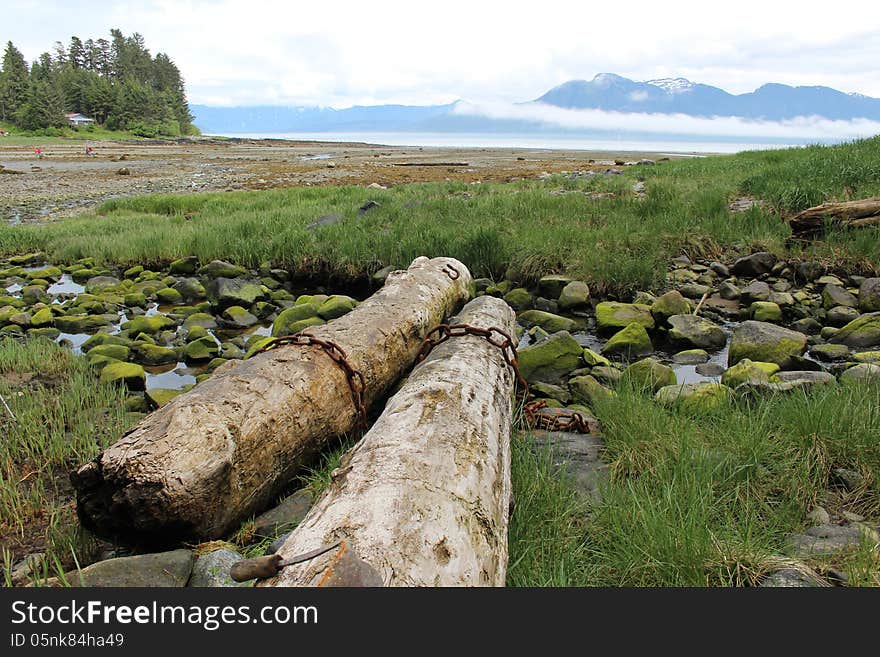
[5,0,880,108]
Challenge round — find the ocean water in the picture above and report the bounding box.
[217,131,809,154]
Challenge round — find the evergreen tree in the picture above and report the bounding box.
[0,41,29,121]
[15,78,64,130]
[68,37,86,70]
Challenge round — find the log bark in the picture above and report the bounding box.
[261,295,515,587]
[788,197,880,235]
[71,256,472,542]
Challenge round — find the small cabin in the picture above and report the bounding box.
[65,113,95,127]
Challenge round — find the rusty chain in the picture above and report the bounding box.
[442,263,460,280]
[522,399,598,434]
[252,333,367,431]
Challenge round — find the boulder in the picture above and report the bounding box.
[133,343,179,365]
[207,277,267,309]
[199,260,247,278]
[317,295,358,320]
[622,358,676,392]
[537,275,572,299]
[189,548,248,587]
[859,278,880,312]
[595,302,654,333]
[62,549,193,587]
[829,312,880,348]
[826,305,860,327]
[568,375,615,407]
[146,388,184,408]
[601,322,653,359]
[840,363,880,383]
[518,331,583,383]
[503,287,533,310]
[750,301,782,322]
[558,281,590,311]
[55,314,115,333]
[122,315,176,335]
[183,312,217,330]
[581,348,611,367]
[740,280,770,303]
[253,489,314,538]
[156,287,183,304]
[221,305,258,328]
[99,362,146,390]
[667,314,726,350]
[672,349,710,365]
[727,321,807,368]
[517,310,577,334]
[823,283,858,309]
[732,252,776,277]
[272,303,320,336]
[184,336,220,361]
[809,343,850,361]
[85,276,121,294]
[172,277,206,301]
[655,382,732,412]
[650,290,691,323]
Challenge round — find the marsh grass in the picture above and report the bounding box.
[0,337,135,579]
[3,136,880,295]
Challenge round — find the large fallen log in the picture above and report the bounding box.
[788,197,880,235]
[261,295,516,587]
[71,256,472,542]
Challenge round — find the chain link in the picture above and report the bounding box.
[522,399,598,434]
[442,263,460,280]
[252,333,367,431]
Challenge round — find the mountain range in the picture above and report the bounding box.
[191,73,880,136]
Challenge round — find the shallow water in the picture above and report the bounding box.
[47,275,85,296]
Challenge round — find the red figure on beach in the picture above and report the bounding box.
[34,147,42,159]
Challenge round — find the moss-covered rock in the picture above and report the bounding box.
[124,292,147,308]
[317,295,357,320]
[859,278,880,312]
[122,315,176,335]
[81,333,131,352]
[852,351,880,364]
[285,317,325,335]
[123,265,144,278]
[27,327,60,339]
[750,301,782,322]
[840,363,880,383]
[558,281,590,311]
[184,336,220,361]
[537,275,572,299]
[29,307,54,327]
[87,344,131,364]
[667,314,726,350]
[169,256,199,275]
[655,382,732,413]
[809,343,850,362]
[182,312,217,329]
[186,325,209,341]
[517,310,577,334]
[85,275,122,294]
[569,375,615,407]
[601,322,653,359]
[156,287,184,304]
[721,358,780,388]
[55,314,115,333]
[172,277,206,302]
[99,361,146,390]
[622,358,677,392]
[518,331,583,383]
[596,301,654,333]
[273,303,320,336]
[207,277,267,309]
[199,260,247,278]
[651,290,691,323]
[221,305,258,328]
[25,266,62,282]
[133,343,179,365]
[146,388,184,408]
[503,287,533,311]
[727,321,807,368]
[829,312,880,348]
[582,348,611,368]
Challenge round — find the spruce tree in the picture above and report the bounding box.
[0,41,29,122]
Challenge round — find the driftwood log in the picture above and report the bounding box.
[71,256,472,542]
[262,295,516,587]
[788,197,880,236]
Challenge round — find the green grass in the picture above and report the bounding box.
[0,337,135,583]
[508,382,880,587]
[3,136,880,296]
[0,121,140,145]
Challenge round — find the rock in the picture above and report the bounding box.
[771,371,836,387]
[718,281,741,300]
[760,569,824,588]
[859,278,880,312]
[146,388,184,408]
[788,523,871,557]
[809,343,850,361]
[595,302,654,333]
[655,382,732,412]
[371,265,394,285]
[518,331,583,383]
[523,430,607,502]
[183,312,217,329]
[87,344,130,363]
[124,292,147,308]
[672,349,710,364]
[831,468,865,491]
[829,312,880,348]
[122,315,176,335]
[695,362,725,377]
[317,295,358,320]
[750,301,782,322]
[169,257,199,275]
[826,305,860,327]
[709,262,730,277]
[253,489,314,538]
[668,268,699,285]
[853,351,880,364]
[840,363,880,383]
[189,548,248,587]
[732,252,776,277]
[133,343,178,365]
[667,314,727,350]
[558,281,590,311]
[221,305,258,328]
[184,336,220,361]
[517,310,577,334]
[740,280,770,303]
[85,275,121,294]
[823,283,858,310]
[307,213,344,230]
[679,283,711,299]
[272,303,320,336]
[538,275,572,299]
[172,277,206,301]
[791,317,822,334]
[358,200,380,215]
[503,287,533,310]
[116,166,130,175]
[568,375,615,407]
[795,261,823,283]
[622,358,676,392]
[650,290,691,324]
[156,287,183,304]
[99,362,146,390]
[589,366,622,387]
[9,552,46,586]
[582,348,611,367]
[529,382,572,404]
[807,506,831,525]
[601,322,653,359]
[63,549,193,587]
[728,321,807,368]
[55,314,116,333]
[199,260,247,278]
[207,277,267,309]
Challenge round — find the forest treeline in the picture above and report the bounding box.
[0,29,196,137]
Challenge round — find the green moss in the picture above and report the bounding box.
[517,331,582,383]
[622,358,677,393]
[517,310,577,334]
[122,315,177,335]
[596,302,655,333]
[721,359,780,388]
[272,304,320,336]
[99,361,146,390]
[601,322,653,359]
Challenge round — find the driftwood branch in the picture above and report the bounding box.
[788,197,880,236]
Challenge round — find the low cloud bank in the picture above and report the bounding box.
[452,100,880,140]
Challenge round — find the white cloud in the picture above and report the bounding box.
[452,101,880,140]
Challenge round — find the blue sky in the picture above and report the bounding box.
[4,0,880,108]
